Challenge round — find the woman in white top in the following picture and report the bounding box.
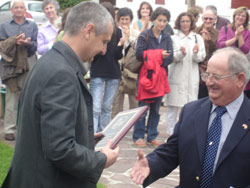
[133,1,153,32]
[166,12,206,135]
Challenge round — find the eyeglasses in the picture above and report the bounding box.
[203,17,214,21]
[180,20,191,23]
[200,72,239,82]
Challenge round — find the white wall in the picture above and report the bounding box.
[196,0,233,21]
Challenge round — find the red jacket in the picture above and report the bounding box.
[137,49,170,102]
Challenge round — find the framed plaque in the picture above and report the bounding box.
[95,106,148,151]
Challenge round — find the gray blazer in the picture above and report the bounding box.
[2,41,107,188]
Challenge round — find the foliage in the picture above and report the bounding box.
[57,0,89,10]
[0,142,14,186]
[97,183,107,188]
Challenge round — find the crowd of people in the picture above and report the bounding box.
[0,0,250,187]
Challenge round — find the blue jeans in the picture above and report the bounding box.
[90,78,119,133]
[133,97,162,142]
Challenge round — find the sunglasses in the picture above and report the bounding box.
[203,17,214,21]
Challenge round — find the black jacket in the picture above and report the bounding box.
[136,28,173,74]
[2,41,107,188]
[90,27,123,79]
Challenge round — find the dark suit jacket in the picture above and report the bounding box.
[143,96,250,188]
[216,16,230,31]
[1,41,107,188]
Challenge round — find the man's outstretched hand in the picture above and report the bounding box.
[130,149,150,185]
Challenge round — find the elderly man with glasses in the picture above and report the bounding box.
[195,8,220,99]
[205,5,230,31]
[131,47,250,188]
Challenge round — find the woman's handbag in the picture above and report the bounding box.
[124,44,143,74]
[119,67,137,94]
[124,31,149,74]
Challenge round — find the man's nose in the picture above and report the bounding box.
[205,77,213,87]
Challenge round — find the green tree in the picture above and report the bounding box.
[57,0,89,10]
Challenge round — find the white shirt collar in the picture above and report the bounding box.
[211,92,244,119]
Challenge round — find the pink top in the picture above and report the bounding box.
[245,81,250,91]
[217,26,250,54]
[217,26,250,91]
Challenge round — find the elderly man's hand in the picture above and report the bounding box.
[16,33,30,46]
[20,37,31,46]
[16,33,25,45]
[130,149,150,185]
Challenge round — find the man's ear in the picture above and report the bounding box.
[84,23,95,40]
[236,72,246,88]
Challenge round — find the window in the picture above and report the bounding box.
[28,3,43,12]
[231,0,250,9]
[0,2,10,12]
[155,0,165,5]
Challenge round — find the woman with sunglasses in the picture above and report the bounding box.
[217,6,250,99]
[195,9,219,99]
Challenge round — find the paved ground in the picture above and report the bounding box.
[99,102,179,188]
[0,96,180,188]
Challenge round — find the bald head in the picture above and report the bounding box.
[11,0,25,8]
[10,0,26,21]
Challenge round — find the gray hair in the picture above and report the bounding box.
[11,0,26,8]
[42,0,60,14]
[213,47,250,85]
[64,2,114,36]
[205,5,217,16]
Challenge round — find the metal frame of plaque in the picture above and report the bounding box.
[95,106,148,151]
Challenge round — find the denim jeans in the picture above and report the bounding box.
[90,77,119,133]
[133,97,162,142]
